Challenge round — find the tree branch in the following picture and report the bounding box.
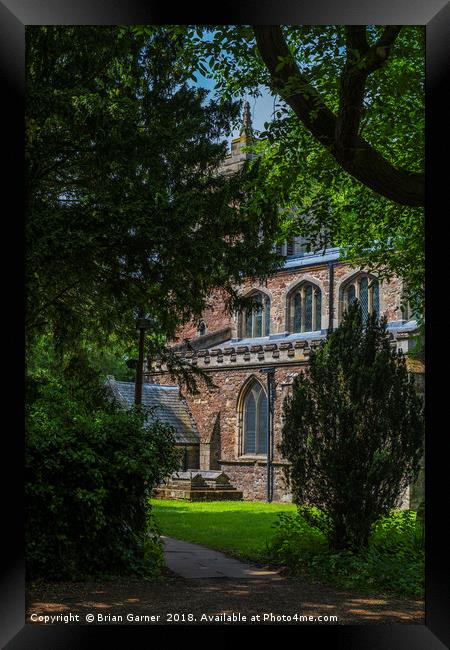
[26,278,82,329]
[253,25,424,207]
[336,26,402,156]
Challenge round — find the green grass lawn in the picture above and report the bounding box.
[150,499,296,561]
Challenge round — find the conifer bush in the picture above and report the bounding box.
[280,301,424,551]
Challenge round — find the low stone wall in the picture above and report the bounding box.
[219,461,292,502]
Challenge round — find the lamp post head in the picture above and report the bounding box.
[136,316,154,331]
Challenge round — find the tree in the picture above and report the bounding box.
[26,26,282,356]
[280,301,424,551]
[252,26,423,207]
[169,25,424,318]
[25,26,284,579]
[25,352,180,579]
[250,26,425,320]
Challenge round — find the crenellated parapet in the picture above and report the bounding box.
[149,328,416,373]
[151,340,311,372]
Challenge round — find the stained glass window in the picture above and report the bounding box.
[245,309,252,338]
[242,293,270,338]
[289,283,321,333]
[305,285,313,332]
[344,276,379,322]
[257,393,268,454]
[244,391,256,454]
[264,297,271,337]
[359,276,369,320]
[372,281,380,316]
[243,381,268,455]
[347,284,356,306]
[315,290,322,331]
[293,293,302,332]
[255,301,262,337]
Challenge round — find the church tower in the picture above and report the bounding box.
[219,100,256,176]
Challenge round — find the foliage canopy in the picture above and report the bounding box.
[163,24,425,317]
[26,26,282,356]
[26,353,179,579]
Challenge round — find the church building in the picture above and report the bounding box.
[145,103,422,504]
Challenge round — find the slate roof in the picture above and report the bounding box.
[224,331,325,348]
[105,377,199,445]
[214,321,418,351]
[282,246,341,270]
[386,319,418,332]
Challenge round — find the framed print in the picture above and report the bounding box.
[2,1,448,647]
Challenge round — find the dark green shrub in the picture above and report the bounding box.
[371,509,424,558]
[26,363,179,580]
[269,508,424,598]
[280,301,424,551]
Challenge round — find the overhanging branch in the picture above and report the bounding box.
[253,25,424,207]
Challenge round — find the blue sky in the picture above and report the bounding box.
[189,29,278,139]
[231,91,277,138]
[192,71,278,140]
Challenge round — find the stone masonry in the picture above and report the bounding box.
[174,261,404,345]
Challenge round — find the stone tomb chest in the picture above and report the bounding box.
[154,470,243,501]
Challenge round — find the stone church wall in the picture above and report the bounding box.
[150,363,306,500]
[149,259,415,504]
[175,262,404,343]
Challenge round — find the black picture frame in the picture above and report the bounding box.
[2,1,448,647]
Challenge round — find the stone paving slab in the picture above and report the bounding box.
[162,536,282,579]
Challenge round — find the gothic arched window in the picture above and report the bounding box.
[400,288,418,322]
[401,302,416,322]
[241,292,270,338]
[242,380,268,455]
[198,320,207,336]
[287,282,322,333]
[343,274,380,321]
[275,236,308,257]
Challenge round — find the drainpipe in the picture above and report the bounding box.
[260,367,275,502]
[328,261,334,333]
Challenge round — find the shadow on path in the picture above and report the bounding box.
[26,573,424,625]
[162,536,281,579]
[26,538,424,626]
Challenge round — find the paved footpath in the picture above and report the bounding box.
[162,536,282,579]
[23,537,425,627]
[25,539,424,625]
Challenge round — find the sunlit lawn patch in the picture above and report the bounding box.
[150,499,296,560]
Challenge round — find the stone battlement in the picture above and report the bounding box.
[150,330,412,373]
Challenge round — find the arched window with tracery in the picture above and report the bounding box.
[241,380,268,455]
[287,282,322,333]
[275,236,308,257]
[241,292,270,338]
[343,274,380,321]
[400,288,418,322]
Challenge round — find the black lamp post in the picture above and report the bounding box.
[134,311,154,408]
[260,366,276,502]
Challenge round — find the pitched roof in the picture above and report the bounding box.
[105,377,199,445]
